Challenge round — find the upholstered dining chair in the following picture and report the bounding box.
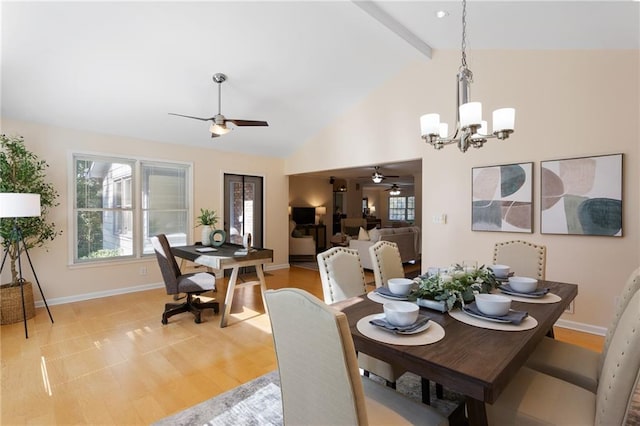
[317,247,406,389]
[485,289,640,425]
[264,288,448,426]
[369,240,405,288]
[493,240,547,280]
[151,234,219,324]
[525,266,640,393]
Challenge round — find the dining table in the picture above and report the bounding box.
[333,279,578,426]
[171,243,274,327]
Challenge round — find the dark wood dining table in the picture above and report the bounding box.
[333,280,578,426]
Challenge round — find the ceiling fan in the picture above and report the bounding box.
[365,166,399,183]
[385,184,402,195]
[169,73,268,138]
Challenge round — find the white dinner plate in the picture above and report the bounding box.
[373,290,409,301]
[461,307,512,323]
[499,286,547,299]
[370,313,431,335]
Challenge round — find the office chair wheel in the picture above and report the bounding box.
[161,317,168,325]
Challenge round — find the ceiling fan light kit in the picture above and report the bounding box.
[370,166,399,183]
[420,0,515,153]
[169,72,268,138]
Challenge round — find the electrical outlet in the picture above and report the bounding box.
[139,266,147,276]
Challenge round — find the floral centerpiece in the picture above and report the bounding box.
[410,264,499,311]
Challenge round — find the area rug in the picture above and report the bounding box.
[153,370,463,425]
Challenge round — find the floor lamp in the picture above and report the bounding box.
[0,193,54,338]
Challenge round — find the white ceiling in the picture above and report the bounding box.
[2,1,638,158]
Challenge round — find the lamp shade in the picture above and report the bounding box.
[316,206,327,216]
[0,193,41,218]
[210,123,232,135]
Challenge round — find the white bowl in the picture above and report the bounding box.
[508,276,538,293]
[384,301,419,326]
[492,264,510,278]
[387,278,414,296]
[474,294,511,316]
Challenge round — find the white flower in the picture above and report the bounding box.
[441,274,453,283]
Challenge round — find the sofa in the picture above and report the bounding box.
[289,220,316,260]
[349,226,421,270]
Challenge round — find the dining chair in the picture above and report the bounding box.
[264,288,448,426]
[493,240,546,280]
[485,289,640,425]
[525,266,640,392]
[151,234,219,324]
[369,240,405,288]
[317,247,406,389]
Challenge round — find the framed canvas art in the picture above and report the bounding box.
[472,162,533,233]
[541,153,623,236]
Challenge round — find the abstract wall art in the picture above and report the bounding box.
[541,153,622,236]
[472,162,533,233]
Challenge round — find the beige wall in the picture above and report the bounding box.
[286,50,640,331]
[0,119,289,302]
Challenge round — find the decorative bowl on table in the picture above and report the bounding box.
[387,278,414,296]
[508,276,538,293]
[383,301,419,326]
[474,294,511,316]
[491,264,510,279]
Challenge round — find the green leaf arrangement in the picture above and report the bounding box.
[195,208,218,227]
[410,264,499,311]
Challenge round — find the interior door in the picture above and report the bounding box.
[223,174,264,248]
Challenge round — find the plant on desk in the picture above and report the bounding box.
[410,264,498,311]
[196,208,218,246]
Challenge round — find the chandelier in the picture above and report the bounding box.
[420,0,515,153]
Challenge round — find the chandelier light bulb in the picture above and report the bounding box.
[493,108,515,133]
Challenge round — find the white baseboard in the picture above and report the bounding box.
[35,262,292,307]
[555,318,607,336]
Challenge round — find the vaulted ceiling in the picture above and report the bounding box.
[2,1,638,158]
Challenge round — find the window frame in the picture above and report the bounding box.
[69,152,193,265]
[388,195,415,222]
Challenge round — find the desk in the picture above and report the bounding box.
[335,280,577,426]
[171,244,274,328]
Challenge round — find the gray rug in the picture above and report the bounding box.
[153,370,463,425]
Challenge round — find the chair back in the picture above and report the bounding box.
[493,240,546,280]
[369,241,405,288]
[151,234,181,295]
[265,288,368,425]
[599,266,640,375]
[317,247,367,304]
[596,289,640,425]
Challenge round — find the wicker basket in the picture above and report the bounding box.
[1,281,36,325]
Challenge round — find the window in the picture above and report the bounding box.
[388,196,415,222]
[73,154,191,263]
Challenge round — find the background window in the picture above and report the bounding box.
[73,155,190,263]
[388,196,415,222]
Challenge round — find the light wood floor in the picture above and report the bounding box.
[1,266,604,425]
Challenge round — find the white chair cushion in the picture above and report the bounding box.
[486,367,596,426]
[362,378,448,426]
[526,336,600,393]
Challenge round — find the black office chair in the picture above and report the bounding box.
[151,234,219,324]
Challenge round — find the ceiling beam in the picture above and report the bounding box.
[352,0,432,59]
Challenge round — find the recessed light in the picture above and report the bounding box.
[436,10,449,19]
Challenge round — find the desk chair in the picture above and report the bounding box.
[265,288,448,426]
[526,266,640,392]
[486,289,640,425]
[151,234,219,324]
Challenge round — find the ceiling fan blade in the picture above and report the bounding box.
[168,113,214,121]
[226,119,269,127]
[210,132,220,138]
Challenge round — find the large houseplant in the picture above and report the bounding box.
[0,135,60,322]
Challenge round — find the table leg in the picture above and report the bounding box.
[220,266,240,328]
[255,263,268,316]
[466,397,488,426]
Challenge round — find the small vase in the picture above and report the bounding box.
[417,298,448,313]
[200,225,212,246]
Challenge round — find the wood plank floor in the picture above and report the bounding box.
[1,266,604,425]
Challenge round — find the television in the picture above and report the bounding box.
[292,207,316,225]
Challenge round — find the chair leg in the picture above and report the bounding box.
[162,294,219,324]
[421,377,431,405]
[436,383,444,399]
[386,380,396,389]
[363,370,370,378]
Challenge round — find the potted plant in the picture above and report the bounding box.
[0,134,60,324]
[195,208,218,246]
[410,263,498,312]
